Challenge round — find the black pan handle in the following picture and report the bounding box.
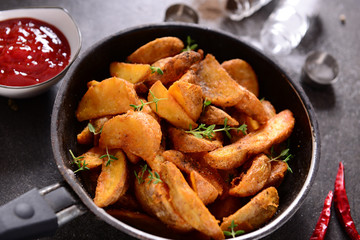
[0,182,85,240]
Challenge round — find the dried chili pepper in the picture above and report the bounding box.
[310,190,333,240]
[334,162,360,240]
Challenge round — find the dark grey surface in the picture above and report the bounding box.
[0,0,359,239]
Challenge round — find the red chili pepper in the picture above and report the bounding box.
[310,190,333,240]
[334,162,360,240]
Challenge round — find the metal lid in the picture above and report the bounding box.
[164,4,199,24]
[302,51,339,87]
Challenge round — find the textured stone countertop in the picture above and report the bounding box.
[0,0,359,239]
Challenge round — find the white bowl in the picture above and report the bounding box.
[0,7,81,98]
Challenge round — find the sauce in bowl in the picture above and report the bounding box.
[0,17,70,87]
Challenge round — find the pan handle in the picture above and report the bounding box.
[0,182,85,240]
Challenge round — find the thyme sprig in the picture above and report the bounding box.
[267,146,293,173]
[134,163,163,185]
[223,220,244,238]
[88,123,102,135]
[186,118,247,140]
[100,147,118,166]
[69,149,89,173]
[149,66,164,75]
[202,98,211,113]
[182,36,198,52]
[130,90,167,112]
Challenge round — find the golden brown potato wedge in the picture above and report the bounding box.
[199,105,239,127]
[168,126,222,153]
[160,161,224,240]
[77,116,111,145]
[264,160,288,189]
[220,187,279,233]
[127,37,184,64]
[146,50,202,86]
[204,110,295,170]
[78,146,104,169]
[99,111,162,162]
[229,154,271,197]
[93,150,128,208]
[221,59,259,97]
[168,80,203,122]
[262,99,276,118]
[189,170,219,205]
[209,196,245,221]
[134,169,193,232]
[110,62,151,84]
[162,150,225,197]
[76,77,138,122]
[193,54,243,107]
[77,125,93,145]
[148,81,197,130]
[123,149,142,164]
[87,80,100,88]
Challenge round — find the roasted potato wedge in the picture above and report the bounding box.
[93,150,128,208]
[76,77,138,122]
[221,59,259,97]
[162,150,225,197]
[264,160,288,188]
[229,154,271,197]
[110,62,151,84]
[146,50,202,86]
[168,126,222,153]
[189,170,219,205]
[199,105,239,127]
[209,196,245,221]
[77,116,111,145]
[78,146,104,169]
[220,187,279,233]
[148,81,197,130]
[127,37,184,64]
[193,54,243,107]
[99,111,162,162]
[204,110,295,170]
[168,80,203,122]
[160,161,224,240]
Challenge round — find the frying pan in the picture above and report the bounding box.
[0,23,320,240]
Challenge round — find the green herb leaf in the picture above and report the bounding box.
[69,149,89,173]
[149,66,164,75]
[100,147,118,166]
[147,170,163,184]
[267,146,293,173]
[135,164,148,184]
[87,122,102,135]
[130,90,167,112]
[223,220,244,238]
[182,36,198,52]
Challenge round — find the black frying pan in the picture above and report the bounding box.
[0,23,320,240]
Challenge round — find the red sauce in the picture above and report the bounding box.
[0,17,70,87]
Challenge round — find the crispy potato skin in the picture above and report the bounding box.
[146,50,201,86]
[148,81,197,130]
[221,59,259,97]
[204,110,295,170]
[229,154,271,197]
[76,77,138,122]
[168,126,222,153]
[162,150,225,196]
[264,160,288,188]
[78,146,104,169]
[134,170,193,232]
[220,187,279,233]
[160,161,225,240]
[189,170,219,205]
[110,62,151,84]
[93,150,128,208]
[99,111,162,162]
[199,105,239,127]
[127,37,184,64]
[168,80,203,122]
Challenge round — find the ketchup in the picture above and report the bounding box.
[0,18,70,87]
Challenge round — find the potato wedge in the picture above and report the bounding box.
[146,50,202,86]
[78,146,104,169]
[204,110,295,170]
[193,54,243,107]
[168,80,203,122]
[264,160,288,188]
[160,161,224,240]
[99,111,162,162]
[77,116,111,145]
[199,105,239,127]
[189,170,219,205]
[220,187,279,233]
[110,62,151,84]
[76,77,138,122]
[77,125,93,145]
[123,149,141,164]
[134,169,193,232]
[221,59,259,97]
[93,150,128,208]
[148,81,197,130]
[168,126,222,153]
[162,150,225,196]
[209,196,245,221]
[127,37,184,64]
[229,154,271,197]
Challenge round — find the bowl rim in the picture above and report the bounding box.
[52,22,320,240]
[0,6,82,90]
